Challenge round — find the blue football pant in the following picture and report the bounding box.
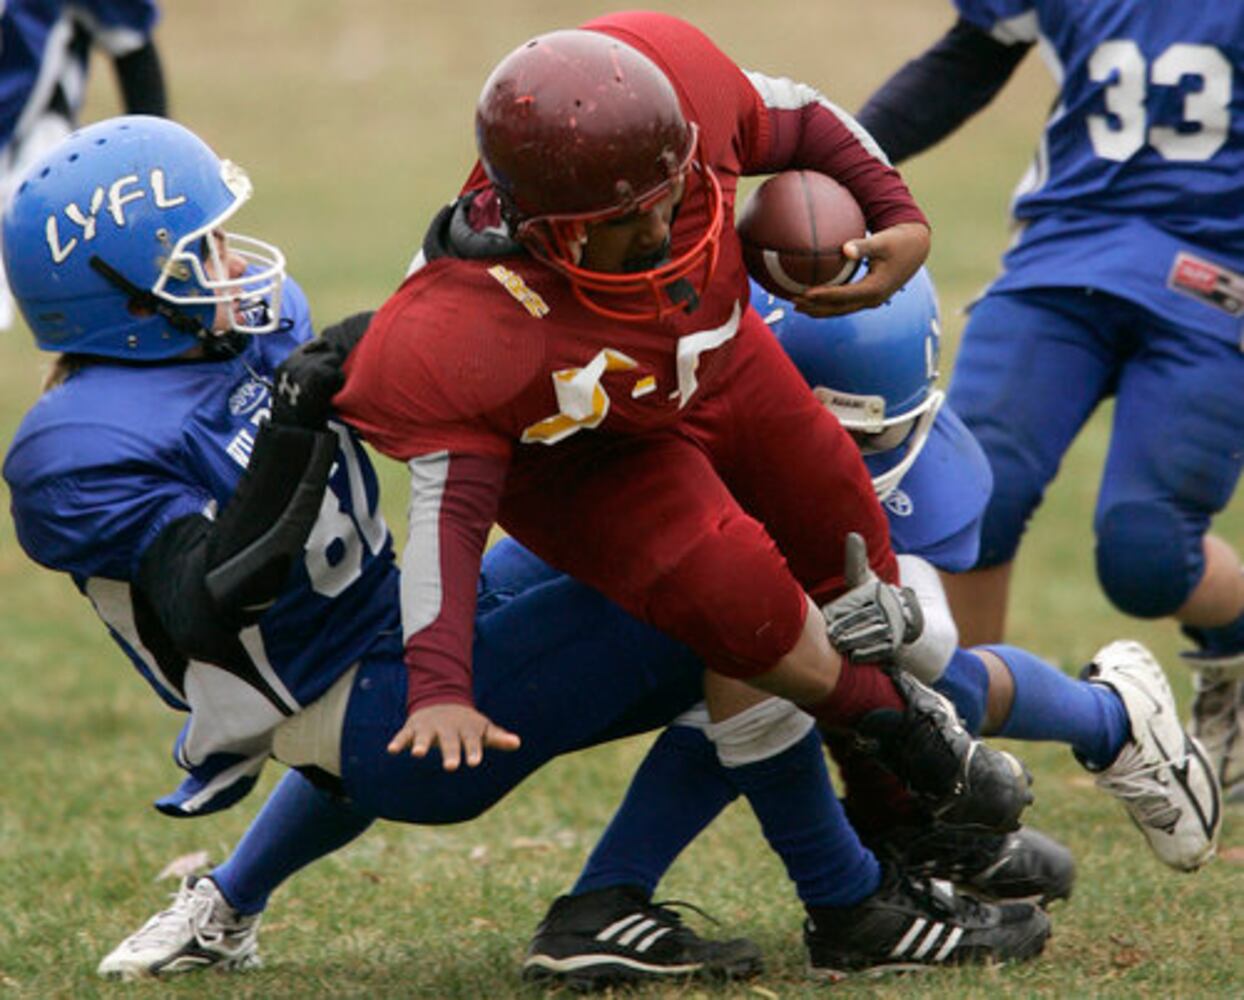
[949,288,1244,616]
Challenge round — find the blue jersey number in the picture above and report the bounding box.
[1088,41,1232,162]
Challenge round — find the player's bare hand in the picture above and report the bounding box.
[794,222,931,317]
[386,703,521,770]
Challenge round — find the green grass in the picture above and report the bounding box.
[1,2,1242,997]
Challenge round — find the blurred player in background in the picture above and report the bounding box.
[518,269,1222,989]
[856,2,1244,801]
[0,0,165,327]
[337,17,1041,952]
[3,116,1049,983]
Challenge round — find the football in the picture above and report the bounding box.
[736,170,866,297]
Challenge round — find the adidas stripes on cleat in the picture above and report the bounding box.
[522,885,763,991]
[804,865,1050,979]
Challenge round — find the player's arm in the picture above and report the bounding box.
[856,18,1032,165]
[135,324,357,659]
[741,70,929,316]
[135,423,337,661]
[112,40,167,116]
[385,449,521,770]
[74,1,169,116]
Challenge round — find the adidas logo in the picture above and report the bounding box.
[888,917,963,963]
[595,912,674,954]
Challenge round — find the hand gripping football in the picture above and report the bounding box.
[737,170,866,297]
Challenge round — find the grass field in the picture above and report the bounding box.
[1,3,1242,997]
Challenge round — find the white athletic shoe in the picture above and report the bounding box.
[1188,669,1244,805]
[97,876,262,980]
[1082,641,1222,871]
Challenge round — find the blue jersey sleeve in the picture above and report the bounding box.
[12,469,209,583]
[953,0,1039,40]
[74,1,159,54]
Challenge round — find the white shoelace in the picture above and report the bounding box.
[122,881,253,956]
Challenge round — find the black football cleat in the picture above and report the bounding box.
[804,865,1051,980]
[521,885,763,992]
[866,823,1075,906]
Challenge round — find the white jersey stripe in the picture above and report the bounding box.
[743,70,893,168]
[85,577,182,704]
[400,452,450,640]
[238,624,301,714]
[890,917,926,958]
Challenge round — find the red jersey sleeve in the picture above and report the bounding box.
[334,262,549,714]
[398,451,506,713]
[739,72,926,233]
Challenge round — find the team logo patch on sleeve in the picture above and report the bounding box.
[1168,252,1244,318]
[488,264,549,318]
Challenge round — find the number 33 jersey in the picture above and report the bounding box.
[3,277,399,807]
[957,1,1244,341]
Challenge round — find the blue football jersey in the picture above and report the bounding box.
[865,405,992,572]
[955,0,1244,344]
[1,1,159,150]
[4,277,399,812]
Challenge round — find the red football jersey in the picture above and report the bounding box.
[337,11,916,712]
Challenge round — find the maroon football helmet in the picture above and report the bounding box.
[475,29,723,321]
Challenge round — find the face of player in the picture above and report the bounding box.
[203,230,250,333]
[577,177,684,275]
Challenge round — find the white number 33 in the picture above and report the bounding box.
[1088,41,1231,162]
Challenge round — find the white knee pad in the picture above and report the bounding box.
[894,554,958,684]
[705,697,815,768]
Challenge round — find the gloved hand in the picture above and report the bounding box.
[271,339,345,429]
[270,311,373,429]
[822,532,924,663]
[319,310,374,361]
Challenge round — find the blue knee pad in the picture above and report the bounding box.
[1095,500,1202,618]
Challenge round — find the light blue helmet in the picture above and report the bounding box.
[3,115,285,360]
[753,266,943,498]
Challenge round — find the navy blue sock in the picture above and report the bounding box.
[211,770,375,915]
[934,647,991,734]
[573,725,737,897]
[1184,608,1244,657]
[726,729,880,909]
[987,644,1130,768]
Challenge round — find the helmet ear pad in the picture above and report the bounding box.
[758,266,942,430]
[475,29,723,321]
[4,115,285,359]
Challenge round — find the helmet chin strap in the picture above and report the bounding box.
[869,390,944,501]
[88,255,209,338]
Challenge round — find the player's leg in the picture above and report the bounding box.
[1093,311,1244,803]
[683,312,1030,828]
[97,768,375,980]
[341,577,706,823]
[945,289,1119,645]
[97,566,707,982]
[959,642,1219,868]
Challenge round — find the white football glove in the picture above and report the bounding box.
[821,532,924,664]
